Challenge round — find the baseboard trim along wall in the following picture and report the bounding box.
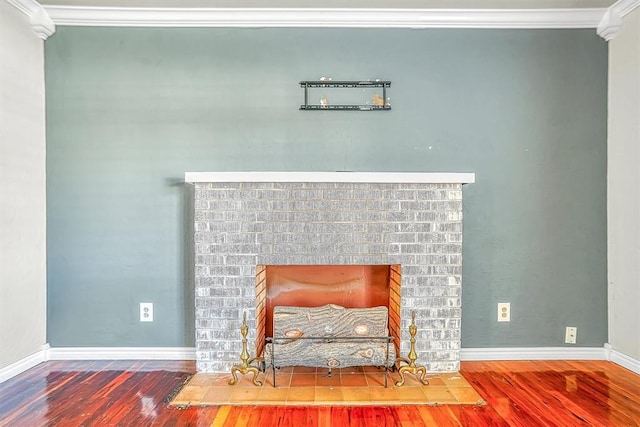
[46,346,197,361]
[3,345,639,383]
[461,346,640,375]
[460,347,607,361]
[0,344,50,383]
[605,344,640,375]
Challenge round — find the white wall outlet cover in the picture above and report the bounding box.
[140,302,154,322]
[497,302,510,322]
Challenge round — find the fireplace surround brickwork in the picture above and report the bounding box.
[193,180,466,373]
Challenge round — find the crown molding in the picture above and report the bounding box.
[6,0,56,39]
[597,0,640,40]
[613,0,640,16]
[42,5,607,29]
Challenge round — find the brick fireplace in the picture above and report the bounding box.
[186,172,475,373]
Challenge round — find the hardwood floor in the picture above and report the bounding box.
[1,360,639,426]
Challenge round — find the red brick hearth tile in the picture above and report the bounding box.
[340,373,368,387]
[290,373,317,387]
[316,372,342,387]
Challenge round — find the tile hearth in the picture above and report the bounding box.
[170,367,485,407]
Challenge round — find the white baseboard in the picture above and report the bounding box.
[605,344,640,375]
[461,345,640,375]
[46,346,196,361]
[0,344,49,384]
[461,346,607,361]
[4,345,637,383]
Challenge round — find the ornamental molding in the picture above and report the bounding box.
[11,0,640,41]
[597,0,640,40]
[42,5,606,29]
[6,0,55,39]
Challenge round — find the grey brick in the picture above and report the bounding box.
[195,211,225,221]
[293,212,322,222]
[207,265,241,276]
[385,233,416,243]
[273,182,303,189]
[416,233,447,243]
[367,223,399,233]
[352,189,384,200]
[255,189,289,199]
[387,211,416,222]
[291,189,323,199]
[207,222,241,233]
[354,211,387,222]
[242,182,274,189]
[387,190,417,200]
[225,254,257,265]
[323,190,352,200]
[446,233,463,243]
[399,243,427,254]
[352,233,384,243]
[224,211,257,222]
[272,222,304,233]
[224,233,256,244]
[256,211,289,222]
[320,211,356,222]
[366,200,400,211]
[241,222,272,233]
[304,222,365,234]
[368,244,400,254]
[207,183,242,189]
[207,200,240,210]
[335,200,368,211]
[241,200,270,211]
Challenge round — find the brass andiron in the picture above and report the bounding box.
[229,312,263,386]
[395,311,429,387]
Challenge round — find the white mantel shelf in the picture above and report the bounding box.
[184,171,475,184]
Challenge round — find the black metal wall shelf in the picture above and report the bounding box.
[300,80,391,111]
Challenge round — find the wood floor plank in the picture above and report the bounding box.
[1,360,640,426]
[211,405,233,427]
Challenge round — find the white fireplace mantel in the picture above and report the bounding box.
[184,171,475,184]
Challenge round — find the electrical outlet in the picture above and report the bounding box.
[565,326,577,344]
[140,302,153,322]
[497,303,510,322]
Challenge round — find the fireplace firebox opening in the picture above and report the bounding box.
[255,264,401,359]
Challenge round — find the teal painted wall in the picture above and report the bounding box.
[45,27,607,348]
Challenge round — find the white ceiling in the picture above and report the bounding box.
[38,0,617,9]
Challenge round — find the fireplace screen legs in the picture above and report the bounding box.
[228,312,264,387]
[395,311,429,386]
